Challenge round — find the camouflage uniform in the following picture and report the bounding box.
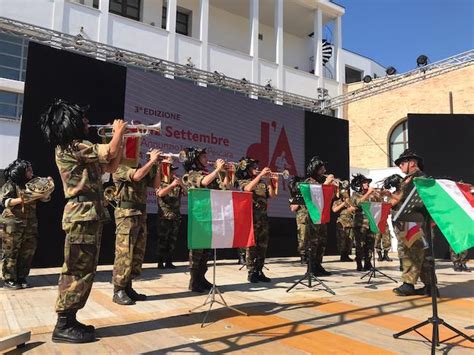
[55,140,110,312]
[374,230,391,252]
[0,181,38,282]
[395,169,432,286]
[157,181,183,261]
[295,206,309,258]
[450,247,469,270]
[185,170,221,274]
[112,164,152,288]
[238,179,270,272]
[332,196,354,256]
[351,192,374,264]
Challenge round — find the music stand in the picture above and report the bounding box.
[360,240,397,283]
[392,187,473,353]
[189,249,247,327]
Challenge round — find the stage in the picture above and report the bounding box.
[1,255,473,354]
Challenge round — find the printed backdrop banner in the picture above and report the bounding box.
[124,68,305,217]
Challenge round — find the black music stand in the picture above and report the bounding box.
[392,188,473,353]
[360,239,397,283]
[286,246,335,295]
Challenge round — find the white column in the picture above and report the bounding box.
[98,0,110,43]
[274,0,284,90]
[249,0,259,84]
[52,0,65,32]
[166,0,177,62]
[200,0,209,72]
[334,15,343,93]
[313,8,323,88]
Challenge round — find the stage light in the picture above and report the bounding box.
[386,66,397,75]
[363,75,372,83]
[416,55,429,67]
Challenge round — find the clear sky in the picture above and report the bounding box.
[335,0,474,73]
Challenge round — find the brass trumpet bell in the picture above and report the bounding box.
[90,121,161,138]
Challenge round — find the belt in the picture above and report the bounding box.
[67,193,99,203]
[117,201,147,212]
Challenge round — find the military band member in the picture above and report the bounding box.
[390,149,436,296]
[40,99,126,343]
[156,160,186,269]
[331,180,355,262]
[111,149,162,305]
[181,147,229,293]
[236,157,276,283]
[0,160,52,289]
[288,176,307,265]
[350,174,375,271]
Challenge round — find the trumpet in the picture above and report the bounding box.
[256,169,290,179]
[104,185,118,208]
[208,160,247,171]
[90,121,161,138]
[323,174,342,186]
[147,150,187,163]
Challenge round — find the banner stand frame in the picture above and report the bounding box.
[189,249,247,327]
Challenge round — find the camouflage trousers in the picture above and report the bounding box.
[246,215,269,272]
[112,214,147,288]
[374,228,391,251]
[157,218,180,260]
[189,249,211,272]
[353,226,374,262]
[296,221,306,257]
[55,220,103,313]
[398,238,431,285]
[450,247,468,264]
[336,224,353,255]
[296,222,327,264]
[1,220,37,281]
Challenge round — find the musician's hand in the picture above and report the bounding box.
[112,119,127,136]
[325,174,335,185]
[170,177,180,187]
[148,149,162,163]
[215,159,225,172]
[259,167,271,177]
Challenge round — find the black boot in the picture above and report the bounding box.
[453,263,462,272]
[377,251,384,262]
[393,282,416,296]
[383,250,392,262]
[363,259,373,271]
[198,266,213,290]
[17,278,29,289]
[165,259,176,269]
[113,286,135,305]
[313,263,331,276]
[157,257,165,269]
[71,311,95,333]
[340,254,353,262]
[356,259,363,271]
[248,270,259,283]
[3,279,21,290]
[257,268,271,282]
[188,270,205,293]
[415,284,440,297]
[52,312,95,343]
[300,255,307,265]
[126,281,147,301]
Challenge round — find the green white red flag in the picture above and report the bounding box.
[299,183,335,224]
[187,189,255,249]
[413,178,474,254]
[360,201,392,234]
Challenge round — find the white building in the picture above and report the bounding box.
[0,0,385,169]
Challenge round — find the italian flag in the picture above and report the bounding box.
[360,202,391,234]
[299,183,335,224]
[187,189,255,249]
[414,178,474,254]
[403,222,423,248]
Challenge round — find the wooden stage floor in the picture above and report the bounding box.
[1,255,473,354]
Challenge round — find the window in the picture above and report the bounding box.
[0,91,23,120]
[109,0,141,21]
[345,66,363,84]
[0,33,28,82]
[389,120,409,166]
[162,7,191,36]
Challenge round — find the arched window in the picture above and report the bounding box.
[389,120,408,166]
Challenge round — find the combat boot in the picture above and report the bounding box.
[393,282,416,296]
[300,255,307,265]
[248,270,259,283]
[3,280,21,289]
[363,259,373,271]
[157,257,165,269]
[188,270,205,293]
[340,254,353,262]
[17,278,29,289]
[313,263,331,276]
[113,286,135,305]
[198,266,213,290]
[356,259,363,271]
[126,281,147,301]
[257,269,271,282]
[383,250,392,262]
[453,263,462,272]
[52,312,95,343]
[377,250,384,262]
[71,311,95,333]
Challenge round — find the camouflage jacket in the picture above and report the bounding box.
[351,191,370,229]
[332,196,354,228]
[157,181,183,220]
[0,181,37,226]
[238,178,269,217]
[183,170,221,190]
[113,164,155,217]
[56,140,110,223]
